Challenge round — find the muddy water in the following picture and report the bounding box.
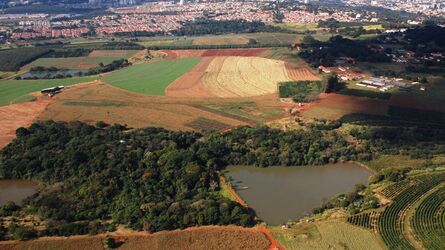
[0,180,37,206]
[225,163,372,225]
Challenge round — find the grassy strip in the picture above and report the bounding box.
[338,88,391,100]
[0,76,98,106]
[104,58,199,96]
[185,117,231,131]
[278,81,324,102]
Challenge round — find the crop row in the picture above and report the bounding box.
[411,186,445,250]
[347,211,380,232]
[380,179,415,200]
[378,173,445,250]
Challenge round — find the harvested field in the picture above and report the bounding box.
[87,50,139,58]
[166,57,215,98]
[40,82,250,131]
[285,62,320,81]
[201,48,268,57]
[301,93,389,120]
[0,95,52,149]
[163,50,207,60]
[40,82,287,131]
[162,48,268,60]
[0,226,270,250]
[119,226,270,250]
[192,36,249,46]
[202,56,294,97]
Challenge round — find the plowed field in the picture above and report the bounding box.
[285,62,320,81]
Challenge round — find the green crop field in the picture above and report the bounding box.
[0,76,98,106]
[104,58,200,96]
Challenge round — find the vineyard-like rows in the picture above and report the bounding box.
[380,179,415,199]
[411,186,445,250]
[378,173,445,250]
[347,211,381,232]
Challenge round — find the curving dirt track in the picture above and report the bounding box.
[166,57,215,98]
[0,95,52,149]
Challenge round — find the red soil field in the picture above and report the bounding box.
[0,95,52,149]
[166,57,215,98]
[285,62,321,81]
[301,93,389,120]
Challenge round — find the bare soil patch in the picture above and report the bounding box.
[0,94,52,149]
[166,57,215,98]
[162,50,207,59]
[192,37,249,46]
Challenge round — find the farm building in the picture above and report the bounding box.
[318,65,364,81]
[41,86,64,96]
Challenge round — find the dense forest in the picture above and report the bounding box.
[0,47,52,71]
[0,120,366,238]
[299,35,391,67]
[1,116,444,239]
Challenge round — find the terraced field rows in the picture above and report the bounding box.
[380,180,415,199]
[348,211,381,233]
[377,173,445,250]
[411,186,445,250]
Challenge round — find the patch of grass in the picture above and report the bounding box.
[104,58,199,95]
[364,155,429,172]
[10,95,36,104]
[63,101,129,107]
[270,220,384,250]
[0,76,98,106]
[185,117,231,131]
[279,81,324,102]
[338,88,391,100]
[409,77,445,110]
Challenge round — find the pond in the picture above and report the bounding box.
[0,180,37,206]
[224,163,372,225]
